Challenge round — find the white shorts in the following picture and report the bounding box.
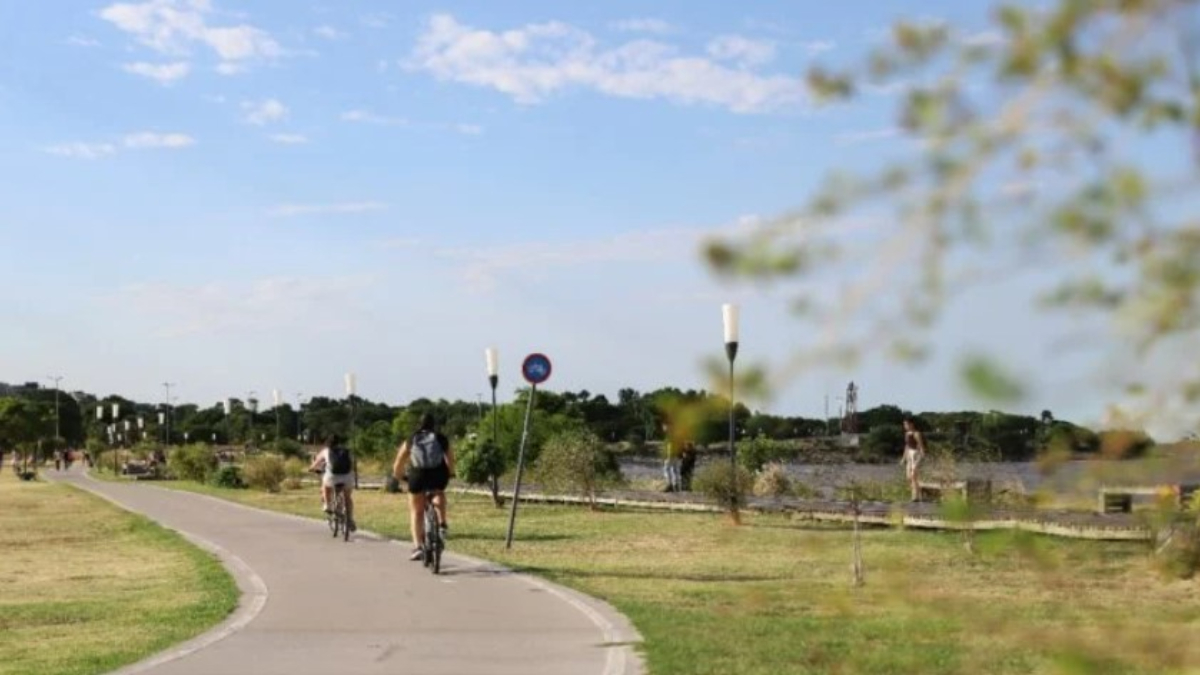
[904,449,923,477]
[323,473,355,489]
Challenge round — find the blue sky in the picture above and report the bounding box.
[0,0,1168,434]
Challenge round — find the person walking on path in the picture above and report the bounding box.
[901,417,927,502]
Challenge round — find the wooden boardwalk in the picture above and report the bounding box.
[440,485,1155,542]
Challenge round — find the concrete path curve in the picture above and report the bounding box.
[52,469,642,675]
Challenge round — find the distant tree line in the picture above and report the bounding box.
[0,381,1156,467]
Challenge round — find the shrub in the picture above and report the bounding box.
[694,462,754,514]
[243,454,286,492]
[532,429,623,508]
[272,438,304,459]
[209,465,245,489]
[738,433,792,472]
[167,444,218,482]
[456,437,506,487]
[753,462,793,497]
[282,457,308,490]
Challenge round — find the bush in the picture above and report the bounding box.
[738,433,792,472]
[532,429,623,508]
[167,444,218,482]
[693,462,753,514]
[753,462,793,497]
[456,437,506,487]
[243,454,286,492]
[209,465,245,489]
[282,457,308,490]
[272,438,304,459]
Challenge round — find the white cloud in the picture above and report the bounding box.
[123,131,195,148]
[962,30,1004,48]
[114,275,375,337]
[269,133,309,145]
[341,109,483,135]
[438,227,708,292]
[408,14,804,114]
[267,201,387,217]
[341,109,408,126]
[361,13,391,29]
[610,18,674,34]
[242,98,288,125]
[835,127,902,145]
[122,60,190,83]
[44,132,193,158]
[802,40,836,56]
[43,142,117,159]
[67,35,102,47]
[707,35,777,67]
[313,25,345,40]
[99,0,281,73]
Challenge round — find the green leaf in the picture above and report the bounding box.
[961,355,1026,404]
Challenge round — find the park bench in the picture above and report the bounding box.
[917,479,993,504]
[1098,483,1199,513]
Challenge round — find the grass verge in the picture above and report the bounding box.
[126,475,1200,674]
[0,471,238,675]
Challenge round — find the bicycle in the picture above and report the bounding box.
[421,490,444,573]
[329,484,351,542]
[313,469,352,542]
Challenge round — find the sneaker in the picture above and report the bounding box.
[322,503,331,514]
[409,548,424,562]
[348,520,357,533]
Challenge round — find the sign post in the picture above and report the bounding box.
[505,353,552,549]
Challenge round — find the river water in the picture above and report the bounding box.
[619,454,1200,499]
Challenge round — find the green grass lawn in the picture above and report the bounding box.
[115,474,1200,674]
[0,471,238,675]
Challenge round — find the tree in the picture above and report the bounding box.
[705,0,1200,430]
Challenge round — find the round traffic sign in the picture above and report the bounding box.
[522,353,552,385]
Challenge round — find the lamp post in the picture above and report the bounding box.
[722,303,740,516]
[272,389,282,445]
[345,373,358,489]
[162,382,174,446]
[222,398,232,446]
[47,375,63,448]
[247,391,257,446]
[295,393,304,441]
[485,347,500,506]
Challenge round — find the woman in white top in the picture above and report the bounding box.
[901,417,926,502]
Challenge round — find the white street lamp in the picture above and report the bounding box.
[722,303,741,515]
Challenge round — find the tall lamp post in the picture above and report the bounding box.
[485,347,500,505]
[162,382,175,446]
[722,303,740,517]
[272,389,282,446]
[345,373,357,489]
[47,375,63,450]
[295,393,304,442]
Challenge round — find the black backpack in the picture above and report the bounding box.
[409,431,446,469]
[327,445,353,474]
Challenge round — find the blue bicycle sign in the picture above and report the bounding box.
[521,353,552,385]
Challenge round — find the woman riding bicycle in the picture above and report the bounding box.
[392,413,455,561]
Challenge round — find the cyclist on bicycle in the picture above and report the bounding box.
[392,413,454,561]
[309,434,356,532]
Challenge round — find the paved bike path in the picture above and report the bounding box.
[53,470,642,675]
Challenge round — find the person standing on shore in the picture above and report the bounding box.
[662,424,682,492]
[901,417,926,501]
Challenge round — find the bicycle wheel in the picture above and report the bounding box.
[423,504,438,570]
[331,490,343,538]
[341,492,351,542]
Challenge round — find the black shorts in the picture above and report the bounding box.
[407,463,449,493]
